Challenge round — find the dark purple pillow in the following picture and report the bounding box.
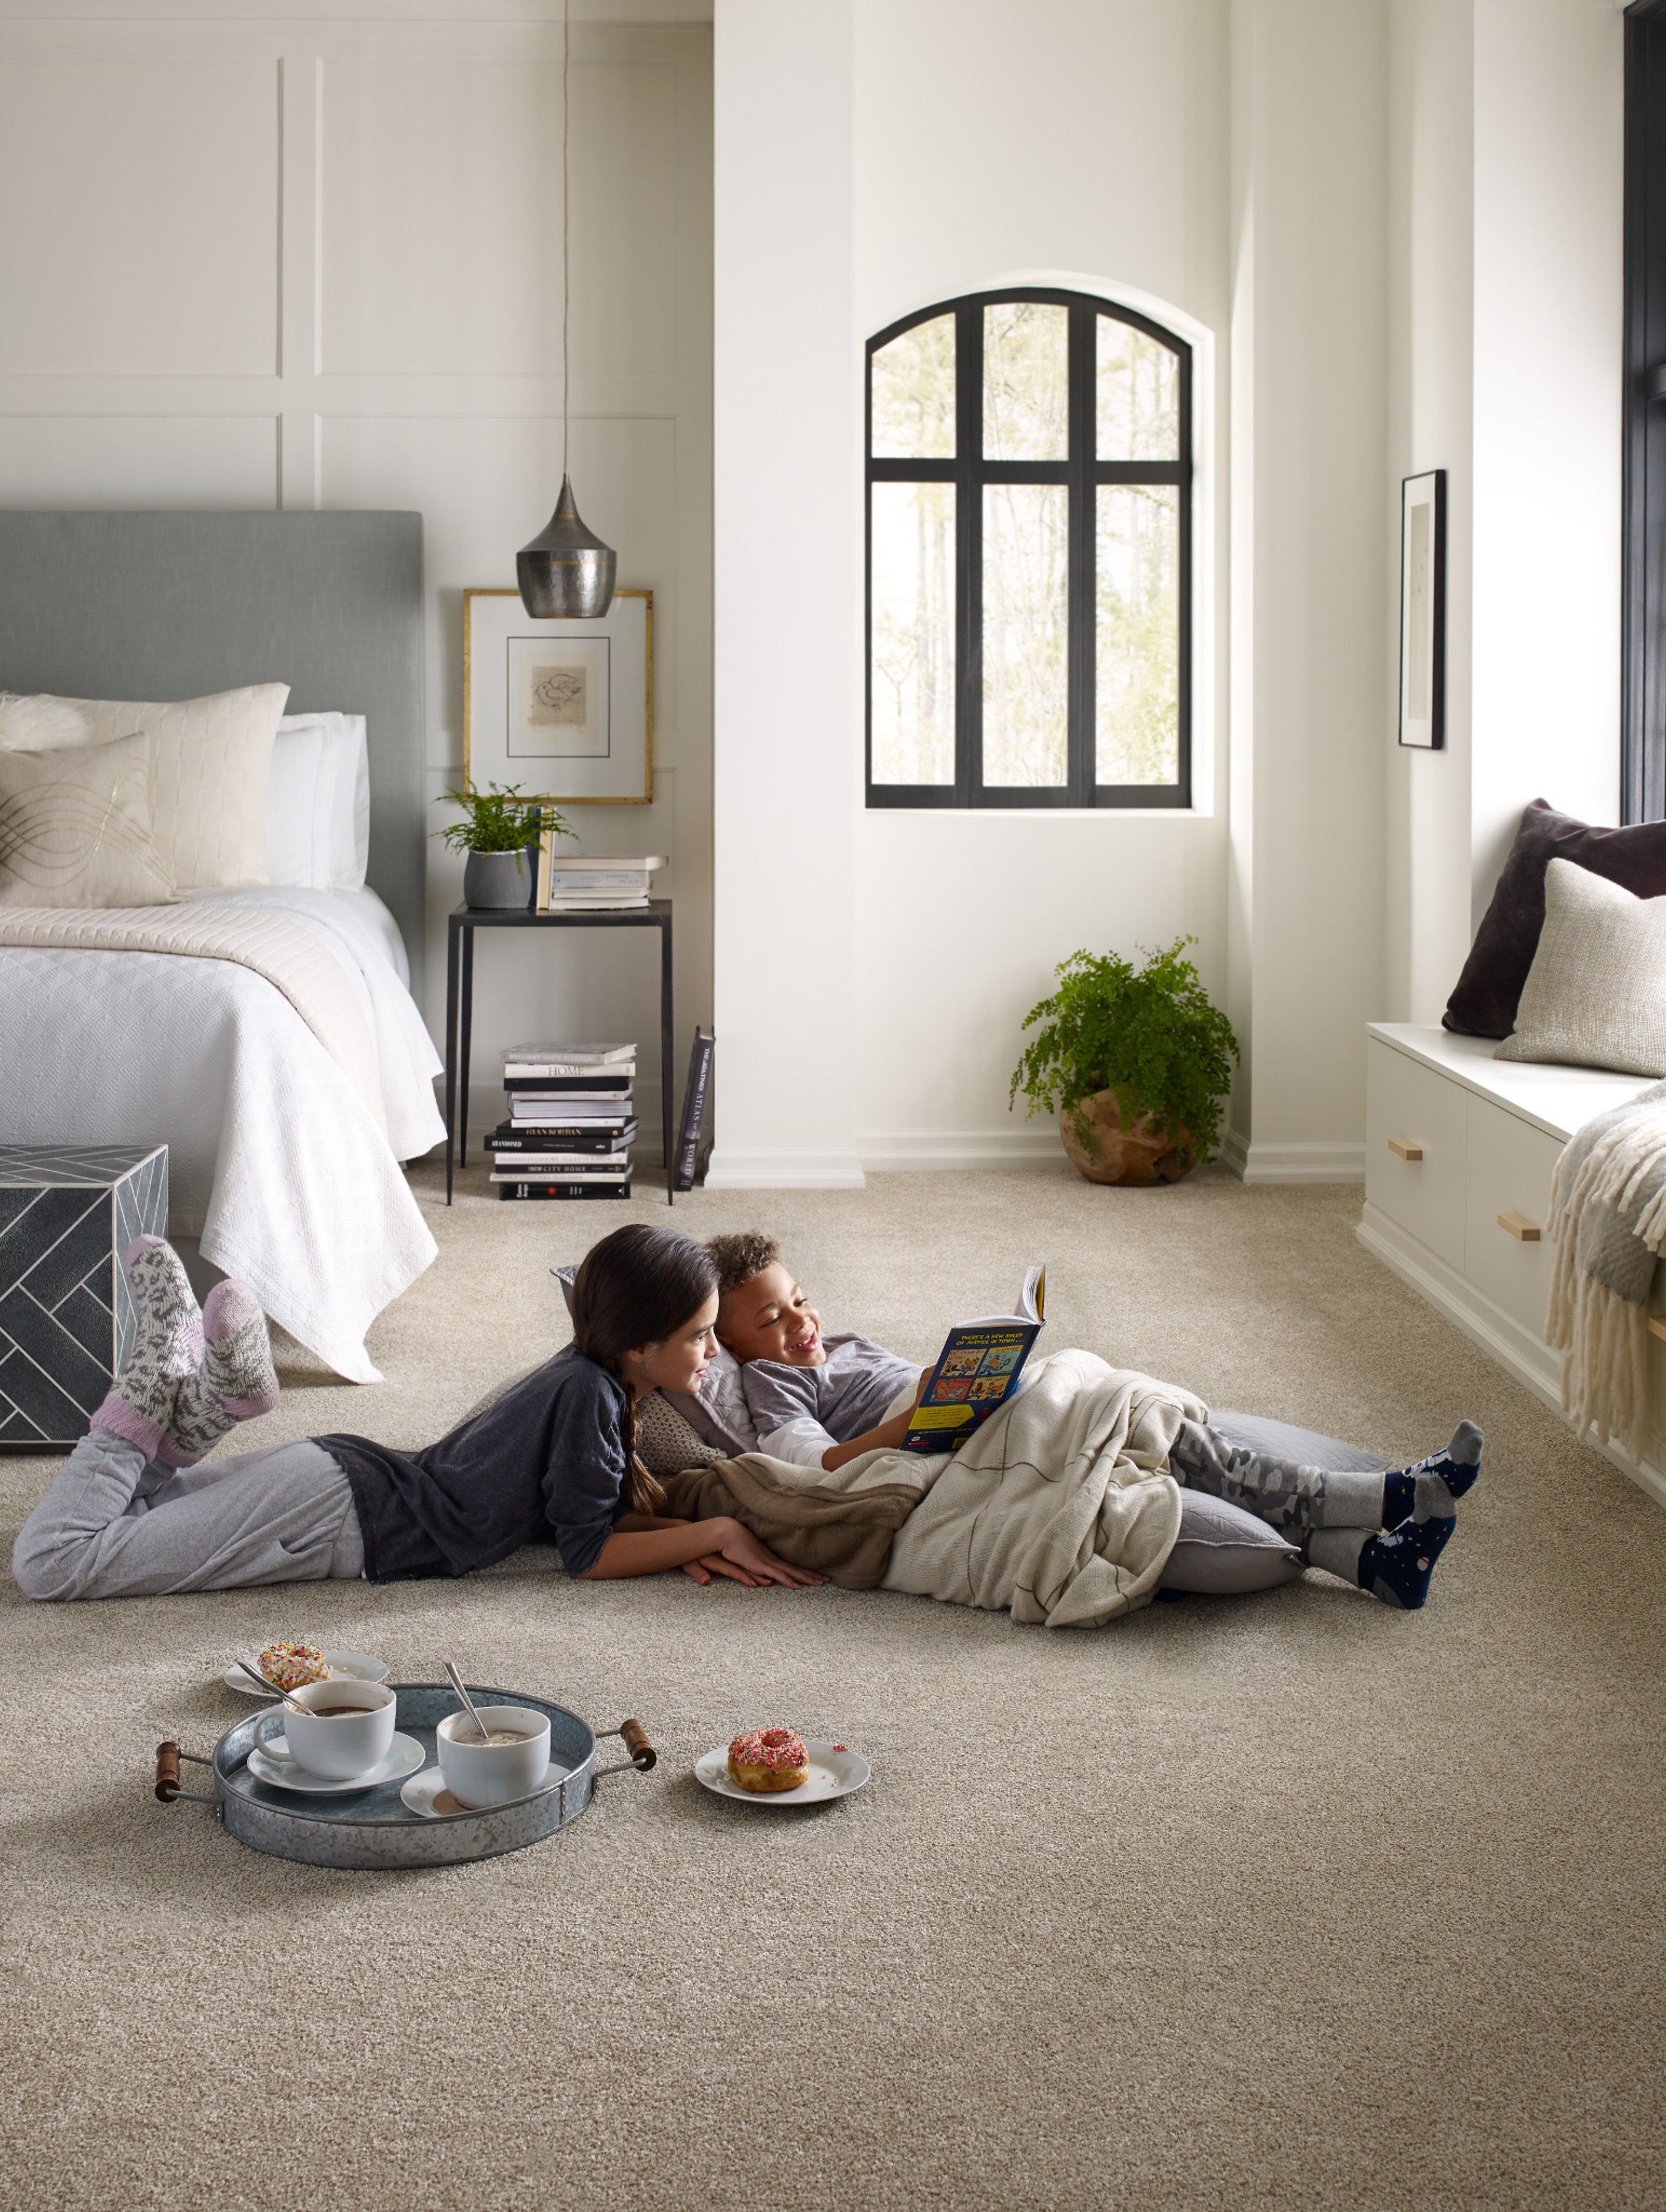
[1444,799,1666,1038]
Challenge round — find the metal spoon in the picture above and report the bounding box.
[443,1660,493,1745]
[235,1658,312,1715]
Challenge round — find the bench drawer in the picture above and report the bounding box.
[1462,1096,1562,1339]
[1365,1040,1467,1269]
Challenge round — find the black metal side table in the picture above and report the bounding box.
[444,901,674,1205]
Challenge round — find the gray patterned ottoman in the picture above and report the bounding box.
[0,1144,168,1447]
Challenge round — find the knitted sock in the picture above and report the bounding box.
[1380,1422,1484,1526]
[162,1282,279,1466]
[90,1236,204,1461]
[1306,1514,1454,1610]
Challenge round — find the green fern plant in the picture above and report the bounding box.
[1009,938,1240,1164]
[433,784,568,862]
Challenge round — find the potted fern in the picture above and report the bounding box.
[434,785,570,910]
[1009,938,1239,1185]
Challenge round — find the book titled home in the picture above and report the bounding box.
[900,1267,1046,1455]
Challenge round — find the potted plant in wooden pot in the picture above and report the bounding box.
[435,785,569,910]
[1009,939,1239,1186]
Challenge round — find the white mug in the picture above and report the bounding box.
[437,1704,551,1808]
[266,1677,396,1779]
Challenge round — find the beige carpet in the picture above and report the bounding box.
[3,1160,1664,2211]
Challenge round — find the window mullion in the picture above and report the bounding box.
[958,300,981,806]
[1068,299,1094,806]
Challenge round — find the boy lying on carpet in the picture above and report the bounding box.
[689,1232,1482,1614]
[11,1226,824,1601]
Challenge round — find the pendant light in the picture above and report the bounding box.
[517,0,616,620]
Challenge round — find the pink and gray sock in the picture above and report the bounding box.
[92,1237,278,1465]
[164,1280,280,1464]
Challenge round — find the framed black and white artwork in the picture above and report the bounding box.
[463,588,652,804]
[1398,470,1446,751]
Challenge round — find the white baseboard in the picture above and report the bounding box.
[1231,1137,1366,1184]
[703,1148,867,1190]
[858,1127,1068,1172]
[1357,1203,1666,1516]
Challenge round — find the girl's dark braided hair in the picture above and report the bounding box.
[569,1223,717,1514]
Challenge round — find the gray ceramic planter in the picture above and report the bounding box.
[463,845,538,910]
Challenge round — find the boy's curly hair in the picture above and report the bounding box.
[704,1231,780,1297]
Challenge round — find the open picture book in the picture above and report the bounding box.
[901,1266,1046,1455]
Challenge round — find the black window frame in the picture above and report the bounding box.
[1625,0,1666,822]
[865,286,1192,811]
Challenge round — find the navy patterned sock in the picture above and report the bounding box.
[1381,1422,1483,1526]
[1355,1514,1454,1609]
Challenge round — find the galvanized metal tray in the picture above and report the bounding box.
[155,1683,654,1870]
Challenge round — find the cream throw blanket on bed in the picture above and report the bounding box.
[1546,1079,1666,1460]
[0,905,386,1135]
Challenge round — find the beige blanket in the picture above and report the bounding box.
[664,1351,1203,1628]
[0,904,386,1134]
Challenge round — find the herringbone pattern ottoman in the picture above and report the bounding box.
[0,1144,168,1447]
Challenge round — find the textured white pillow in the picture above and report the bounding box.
[0,732,174,907]
[0,684,287,889]
[1495,858,1666,1077]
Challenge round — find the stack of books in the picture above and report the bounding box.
[486,1044,637,1200]
[537,852,666,914]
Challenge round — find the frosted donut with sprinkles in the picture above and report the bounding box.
[257,1641,331,1692]
[727,1727,810,1793]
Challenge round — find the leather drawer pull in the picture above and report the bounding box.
[1387,1138,1422,1161]
[1498,1212,1540,1242]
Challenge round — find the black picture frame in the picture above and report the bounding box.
[1398,469,1446,752]
[865,287,1192,810]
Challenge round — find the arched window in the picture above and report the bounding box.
[867,287,1191,808]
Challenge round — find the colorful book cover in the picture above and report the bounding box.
[900,1266,1044,1455]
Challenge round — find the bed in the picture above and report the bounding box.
[0,512,444,1384]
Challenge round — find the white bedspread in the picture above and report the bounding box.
[0,885,443,1384]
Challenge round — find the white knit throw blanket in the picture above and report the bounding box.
[1546,1078,1666,1459]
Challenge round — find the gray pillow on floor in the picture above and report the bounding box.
[1162,1488,1303,1596]
[1208,1409,1389,1474]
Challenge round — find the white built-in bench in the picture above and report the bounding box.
[1358,1023,1666,1510]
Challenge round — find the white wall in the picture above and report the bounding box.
[1385,0,1623,1025]
[0,2,713,1158]
[852,0,1232,1171]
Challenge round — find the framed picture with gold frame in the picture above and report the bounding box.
[462,588,652,803]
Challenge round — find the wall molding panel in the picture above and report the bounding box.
[0,14,714,1109]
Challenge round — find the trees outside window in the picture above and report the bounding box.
[867,288,1192,810]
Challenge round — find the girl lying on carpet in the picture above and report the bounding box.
[11,1226,824,1601]
[11,1225,1480,1620]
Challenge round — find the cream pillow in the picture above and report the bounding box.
[0,683,287,889]
[1495,858,1666,1077]
[0,732,174,907]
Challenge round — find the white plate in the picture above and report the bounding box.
[399,1765,569,1820]
[245,1731,426,1795]
[694,1740,870,1806]
[222,1650,389,1697]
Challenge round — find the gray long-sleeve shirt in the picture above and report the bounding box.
[738,1334,920,1468]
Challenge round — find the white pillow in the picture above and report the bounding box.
[0,684,286,889]
[265,712,369,891]
[1495,858,1666,1077]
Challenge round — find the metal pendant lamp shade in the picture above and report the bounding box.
[517,476,616,620]
[517,0,616,622]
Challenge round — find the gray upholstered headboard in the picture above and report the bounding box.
[0,511,427,995]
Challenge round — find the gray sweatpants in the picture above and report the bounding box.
[12,1428,364,1602]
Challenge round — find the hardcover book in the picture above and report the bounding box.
[673,1027,714,1193]
[900,1266,1046,1455]
[497,1180,632,1201]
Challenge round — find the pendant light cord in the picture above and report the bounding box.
[562,0,571,484]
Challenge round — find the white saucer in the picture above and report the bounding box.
[400,1765,568,1819]
[245,1731,426,1794]
[224,1650,389,1698]
[694,1741,870,1806]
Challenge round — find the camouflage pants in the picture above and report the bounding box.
[1170,1420,1387,1532]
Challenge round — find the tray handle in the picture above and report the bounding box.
[594,1716,656,1778]
[154,1740,216,1806]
